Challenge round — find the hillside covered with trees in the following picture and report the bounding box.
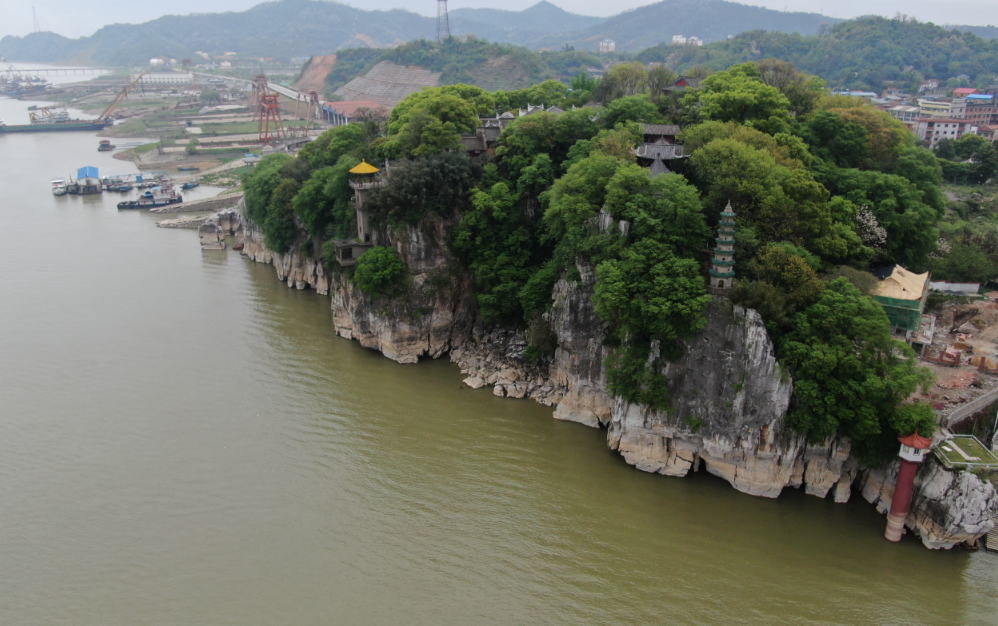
[321,39,604,95]
[638,15,998,91]
[0,0,837,65]
[236,56,998,465]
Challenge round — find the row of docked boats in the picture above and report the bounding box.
[51,177,184,209]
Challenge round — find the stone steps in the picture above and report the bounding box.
[987,516,998,552]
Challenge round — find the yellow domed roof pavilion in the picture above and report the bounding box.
[349,159,379,175]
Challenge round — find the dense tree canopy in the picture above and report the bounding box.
[782,279,935,465]
[239,56,956,462]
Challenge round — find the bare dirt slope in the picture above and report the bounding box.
[294,55,337,94]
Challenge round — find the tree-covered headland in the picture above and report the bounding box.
[241,57,998,465]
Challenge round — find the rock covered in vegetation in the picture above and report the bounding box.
[858,460,998,549]
[239,212,995,548]
[332,220,477,364]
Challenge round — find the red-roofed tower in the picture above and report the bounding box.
[885,432,932,542]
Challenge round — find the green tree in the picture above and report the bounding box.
[599,94,661,128]
[593,62,649,103]
[243,153,293,225]
[647,65,679,99]
[680,121,813,169]
[690,139,859,263]
[263,178,301,254]
[200,87,221,104]
[493,108,600,182]
[781,278,935,465]
[683,62,792,126]
[593,239,712,408]
[297,124,367,169]
[929,243,998,283]
[388,85,494,134]
[544,153,626,242]
[818,167,938,270]
[291,155,359,239]
[495,80,569,111]
[353,246,405,296]
[802,111,870,169]
[934,138,956,161]
[452,182,542,325]
[366,152,481,226]
[602,166,710,255]
[381,91,478,158]
[951,134,998,184]
[755,58,825,118]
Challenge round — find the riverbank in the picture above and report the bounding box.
[227,207,997,550]
[11,72,998,625]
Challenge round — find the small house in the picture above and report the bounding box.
[873,265,930,340]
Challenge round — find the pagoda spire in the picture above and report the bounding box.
[709,201,736,295]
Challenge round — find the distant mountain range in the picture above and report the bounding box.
[1,0,993,69]
[0,0,841,66]
[540,0,839,51]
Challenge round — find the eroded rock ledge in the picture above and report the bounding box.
[236,215,997,549]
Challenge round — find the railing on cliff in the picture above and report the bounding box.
[940,385,998,428]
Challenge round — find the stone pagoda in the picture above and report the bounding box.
[709,201,736,294]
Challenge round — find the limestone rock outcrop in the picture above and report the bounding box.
[198,208,243,249]
[236,209,998,548]
[858,459,998,549]
[244,216,474,363]
[242,220,330,294]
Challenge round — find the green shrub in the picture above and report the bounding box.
[353,246,405,296]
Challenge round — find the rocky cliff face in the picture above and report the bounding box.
[243,216,475,364]
[858,460,997,549]
[330,219,476,363]
[238,213,997,548]
[454,265,851,500]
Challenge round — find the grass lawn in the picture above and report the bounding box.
[934,436,998,469]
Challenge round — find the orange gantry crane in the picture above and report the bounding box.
[96,72,149,122]
[253,74,286,144]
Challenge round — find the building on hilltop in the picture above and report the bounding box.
[915,118,977,147]
[659,76,703,97]
[332,159,382,266]
[634,124,685,177]
[886,105,921,125]
[872,265,930,341]
[599,40,616,53]
[966,93,997,127]
[708,202,736,295]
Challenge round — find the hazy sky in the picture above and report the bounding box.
[5,0,998,39]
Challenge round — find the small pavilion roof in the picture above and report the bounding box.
[349,159,379,175]
[899,432,932,449]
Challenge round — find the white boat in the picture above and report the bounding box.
[51,178,67,196]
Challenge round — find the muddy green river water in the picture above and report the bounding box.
[0,84,996,625]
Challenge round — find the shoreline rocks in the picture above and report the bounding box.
[234,211,998,549]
